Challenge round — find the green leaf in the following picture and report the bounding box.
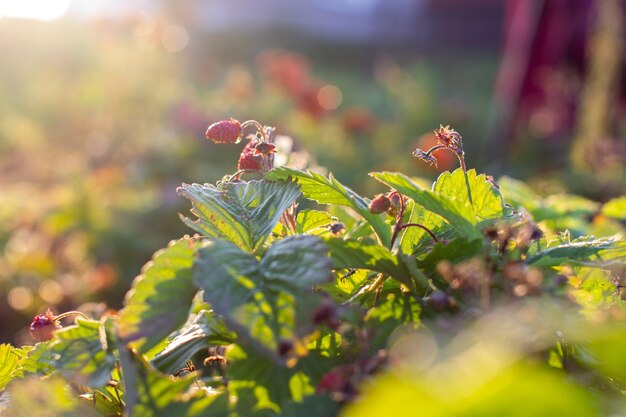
[118,237,200,353]
[568,267,617,310]
[227,345,332,407]
[0,344,20,391]
[371,171,478,240]
[194,235,333,355]
[499,177,600,236]
[602,196,626,221]
[49,318,116,387]
[266,167,391,246]
[323,237,428,291]
[372,169,504,241]
[343,364,603,417]
[527,237,626,268]
[152,310,235,374]
[178,179,301,251]
[365,291,421,351]
[119,345,228,417]
[400,201,448,254]
[433,169,504,222]
[497,176,542,213]
[296,210,335,234]
[279,393,339,417]
[80,390,123,416]
[7,376,101,417]
[17,342,55,376]
[417,237,485,276]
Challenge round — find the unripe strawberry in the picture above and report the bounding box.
[368,194,391,214]
[205,118,242,143]
[29,309,61,342]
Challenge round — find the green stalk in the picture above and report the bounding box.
[456,151,473,206]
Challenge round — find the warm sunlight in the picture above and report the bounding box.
[0,0,71,21]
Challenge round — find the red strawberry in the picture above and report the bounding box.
[368,194,391,214]
[205,118,243,143]
[237,141,262,171]
[29,309,61,342]
[238,152,262,171]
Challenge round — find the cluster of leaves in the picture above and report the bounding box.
[2,122,626,416]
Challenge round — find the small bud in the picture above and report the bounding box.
[205,118,243,143]
[386,192,403,217]
[369,194,391,214]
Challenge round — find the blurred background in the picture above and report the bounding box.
[0,0,624,344]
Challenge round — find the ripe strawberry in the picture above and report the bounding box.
[368,194,391,214]
[237,141,262,171]
[29,309,61,342]
[238,152,262,171]
[205,118,243,143]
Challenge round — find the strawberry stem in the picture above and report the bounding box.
[54,311,89,321]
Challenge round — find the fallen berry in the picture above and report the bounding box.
[205,118,243,143]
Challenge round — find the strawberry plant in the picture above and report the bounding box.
[1,120,626,417]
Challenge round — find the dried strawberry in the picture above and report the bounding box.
[205,118,243,143]
[368,194,391,214]
[29,309,61,342]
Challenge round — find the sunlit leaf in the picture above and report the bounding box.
[343,364,602,417]
[266,168,391,246]
[49,318,116,387]
[118,237,200,353]
[152,310,235,374]
[527,237,626,268]
[602,196,626,221]
[433,168,504,221]
[228,345,332,406]
[296,210,335,235]
[194,235,332,356]
[400,201,448,254]
[7,376,101,417]
[371,171,483,240]
[119,345,227,417]
[0,344,20,391]
[178,179,301,251]
[323,237,428,291]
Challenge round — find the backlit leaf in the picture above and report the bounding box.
[178,179,301,251]
[118,237,200,353]
[266,168,391,246]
